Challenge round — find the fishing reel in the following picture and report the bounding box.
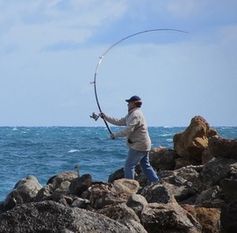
[90,112,100,121]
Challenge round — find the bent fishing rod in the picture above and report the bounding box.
[90,28,187,135]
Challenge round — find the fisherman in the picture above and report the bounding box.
[99,95,159,183]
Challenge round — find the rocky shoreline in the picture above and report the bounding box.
[0,116,237,233]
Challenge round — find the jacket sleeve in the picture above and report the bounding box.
[114,114,139,138]
[103,114,126,126]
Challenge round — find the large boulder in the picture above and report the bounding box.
[173,116,217,165]
[0,201,134,233]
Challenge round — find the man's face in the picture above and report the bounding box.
[127,101,136,110]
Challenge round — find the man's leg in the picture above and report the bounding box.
[124,148,144,179]
[140,153,159,183]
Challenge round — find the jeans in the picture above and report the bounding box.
[124,148,159,182]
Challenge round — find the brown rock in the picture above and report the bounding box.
[173,116,217,165]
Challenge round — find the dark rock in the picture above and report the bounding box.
[0,200,134,233]
[221,201,237,233]
[69,174,92,196]
[220,178,237,202]
[209,136,237,159]
[200,158,236,187]
[195,186,225,208]
[108,168,124,183]
[149,148,176,171]
[141,182,176,204]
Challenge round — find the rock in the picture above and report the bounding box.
[69,174,92,196]
[141,202,201,233]
[71,197,90,209]
[0,200,134,233]
[149,148,176,170]
[89,183,128,209]
[3,175,42,210]
[209,136,237,159]
[98,203,147,233]
[221,201,237,233]
[113,179,140,195]
[173,116,217,165]
[220,178,237,202]
[108,168,124,183]
[195,186,224,208]
[200,158,236,187]
[195,207,220,233]
[161,166,204,203]
[182,205,221,233]
[141,182,176,204]
[47,171,78,190]
[127,194,148,217]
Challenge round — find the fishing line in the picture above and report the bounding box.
[90,28,187,135]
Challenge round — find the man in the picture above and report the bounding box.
[100,95,159,183]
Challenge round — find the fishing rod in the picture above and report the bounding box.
[90,28,187,135]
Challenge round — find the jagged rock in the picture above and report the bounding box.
[173,116,217,166]
[98,203,147,233]
[141,182,176,204]
[141,202,201,233]
[3,175,42,210]
[195,186,224,208]
[221,201,237,233]
[200,158,236,187]
[209,136,237,159]
[161,166,204,203]
[113,179,140,195]
[69,174,92,196]
[149,148,176,170]
[0,200,134,233]
[127,193,148,217]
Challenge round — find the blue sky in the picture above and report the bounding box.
[0,0,236,127]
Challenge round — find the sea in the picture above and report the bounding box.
[0,126,236,201]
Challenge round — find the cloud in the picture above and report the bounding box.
[0,0,128,53]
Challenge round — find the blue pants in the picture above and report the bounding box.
[124,148,159,182]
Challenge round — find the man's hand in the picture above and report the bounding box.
[99,112,105,119]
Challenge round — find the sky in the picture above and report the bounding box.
[0,0,236,127]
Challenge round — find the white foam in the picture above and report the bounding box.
[68,149,80,153]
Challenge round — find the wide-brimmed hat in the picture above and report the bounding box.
[125,95,142,103]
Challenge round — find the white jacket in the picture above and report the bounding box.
[103,108,151,151]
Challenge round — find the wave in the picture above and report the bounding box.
[68,149,80,153]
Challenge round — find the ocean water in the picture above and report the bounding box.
[0,126,236,201]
